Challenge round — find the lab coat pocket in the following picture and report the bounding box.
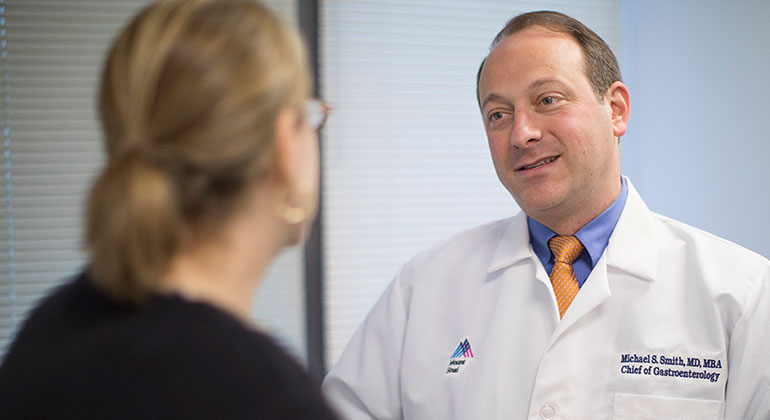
[613,393,721,420]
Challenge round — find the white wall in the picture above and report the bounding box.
[619,0,770,258]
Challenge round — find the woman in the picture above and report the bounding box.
[0,0,336,418]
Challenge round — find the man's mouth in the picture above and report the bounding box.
[519,156,559,171]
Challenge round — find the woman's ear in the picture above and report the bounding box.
[607,81,630,138]
[271,105,319,229]
[272,106,304,188]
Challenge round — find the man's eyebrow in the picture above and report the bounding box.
[481,78,566,108]
[528,78,563,90]
[480,93,508,109]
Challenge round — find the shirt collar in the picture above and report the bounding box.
[528,176,629,268]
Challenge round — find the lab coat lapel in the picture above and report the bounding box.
[546,179,658,347]
[547,257,611,346]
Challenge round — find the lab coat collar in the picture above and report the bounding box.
[487,177,658,284]
[604,178,658,283]
[488,211,533,273]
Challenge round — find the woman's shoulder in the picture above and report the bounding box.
[141,296,338,418]
[0,272,338,419]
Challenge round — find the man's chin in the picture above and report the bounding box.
[511,187,564,214]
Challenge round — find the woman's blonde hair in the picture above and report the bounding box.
[87,0,310,302]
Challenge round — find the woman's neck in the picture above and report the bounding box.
[160,194,288,323]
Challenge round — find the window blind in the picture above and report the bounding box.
[0,0,308,363]
[319,0,619,368]
[0,0,150,358]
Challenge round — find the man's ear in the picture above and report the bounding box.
[607,81,630,138]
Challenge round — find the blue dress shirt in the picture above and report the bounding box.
[528,177,628,288]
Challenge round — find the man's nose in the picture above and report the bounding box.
[510,110,542,148]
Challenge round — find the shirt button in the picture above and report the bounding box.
[539,404,556,420]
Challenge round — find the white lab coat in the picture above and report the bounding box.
[323,180,770,420]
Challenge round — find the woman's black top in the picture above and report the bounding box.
[0,272,339,420]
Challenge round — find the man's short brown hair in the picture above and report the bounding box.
[477,10,622,103]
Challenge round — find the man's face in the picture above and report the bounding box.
[478,27,626,232]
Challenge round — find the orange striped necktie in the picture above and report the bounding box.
[548,235,585,318]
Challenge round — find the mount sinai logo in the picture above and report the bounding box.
[445,338,474,374]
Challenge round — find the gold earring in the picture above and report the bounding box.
[275,187,308,225]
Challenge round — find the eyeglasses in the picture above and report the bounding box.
[305,98,331,131]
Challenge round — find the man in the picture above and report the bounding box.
[323,11,770,420]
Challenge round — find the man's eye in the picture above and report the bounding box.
[541,96,556,105]
[490,111,504,121]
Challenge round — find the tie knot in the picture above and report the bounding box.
[548,235,584,264]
